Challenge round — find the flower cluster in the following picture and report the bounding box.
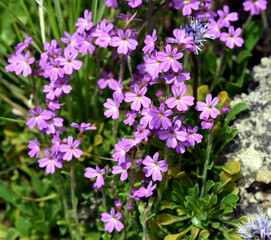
[236,214,271,239]
[5,2,247,236]
[171,0,245,49]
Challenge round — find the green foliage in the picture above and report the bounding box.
[154,168,241,239]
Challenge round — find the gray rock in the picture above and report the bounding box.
[223,56,271,218]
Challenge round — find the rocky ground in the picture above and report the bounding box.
[223,56,271,218]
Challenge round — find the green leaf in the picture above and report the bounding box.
[224,103,248,127]
[215,127,238,154]
[15,217,30,237]
[244,20,263,51]
[191,216,204,229]
[201,52,217,75]
[237,50,252,63]
[158,213,190,226]
[205,180,215,194]
[222,194,239,204]
[213,182,222,194]
[210,194,218,205]
[221,206,234,215]
[31,176,46,197]
[201,195,210,204]
[211,222,220,229]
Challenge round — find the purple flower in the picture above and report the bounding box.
[15,37,33,54]
[220,26,244,49]
[186,125,203,146]
[60,31,79,49]
[166,29,194,48]
[142,29,157,54]
[123,111,137,126]
[117,13,142,21]
[201,118,214,129]
[126,203,133,211]
[142,152,168,181]
[163,69,190,85]
[38,149,62,174]
[111,29,138,55]
[77,32,95,55]
[165,85,194,112]
[28,137,40,158]
[158,120,187,148]
[111,79,124,104]
[184,18,214,55]
[51,133,61,154]
[236,214,271,239]
[157,44,183,73]
[5,51,35,77]
[125,85,151,111]
[115,200,122,208]
[105,0,118,8]
[144,50,162,77]
[221,106,229,113]
[140,107,154,129]
[195,3,217,20]
[127,0,142,8]
[43,82,58,100]
[70,122,97,131]
[45,116,64,135]
[112,138,134,164]
[56,47,83,75]
[207,20,222,39]
[217,5,238,28]
[136,181,157,197]
[173,0,200,16]
[195,94,220,120]
[26,106,52,130]
[112,161,131,181]
[98,71,116,89]
[133,124,150,141]
[101,208,124,233]
[75,10,93,33]
[54,76,72,97]
[59,136,83,161]
[46,98,61,111]
[44,60,64,82]
[243,0,267,15]
[150,103,172,130]
[84,164,105,190]
[92,19,115,48]
[104,98,120,119]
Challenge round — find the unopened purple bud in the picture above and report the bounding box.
[135,159,143,166]
[126,203,133,211]
[221,106,229,113]
[155,90,163,98]
[115,200,122,208]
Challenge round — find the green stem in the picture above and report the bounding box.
[113,118,118,144]
[143,214,148,240]
[200,130,212,198]
[30,75,38,106]
[101,188,107,211]
[119,54,126,81]
[70,161,82,240]
[243,14,252,32]
[210,47,225,92]
[192,53,199,121]
[56,171,74,240]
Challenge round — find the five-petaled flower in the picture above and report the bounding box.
[101,208,124,233]
[59,136,83,161]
